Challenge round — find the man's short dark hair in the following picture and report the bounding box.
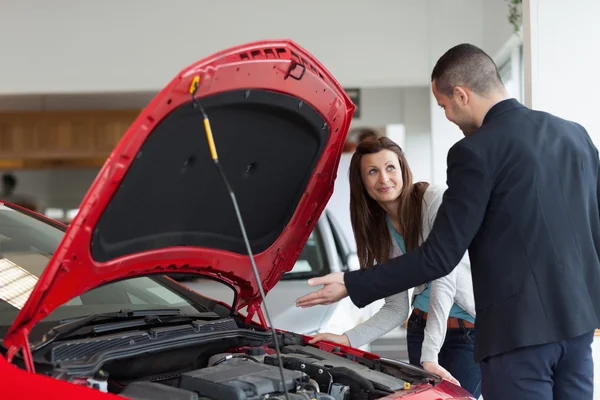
[431,43,503,97]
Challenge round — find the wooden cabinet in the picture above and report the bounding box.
[0,110,140,168]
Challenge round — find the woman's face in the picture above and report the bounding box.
[360,149,403,206]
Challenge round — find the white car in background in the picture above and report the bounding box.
[173,210,380,350]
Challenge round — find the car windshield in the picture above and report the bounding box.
[0,204,218,342]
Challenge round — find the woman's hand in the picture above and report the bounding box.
[422,361,461,387]
[307,332,350,346]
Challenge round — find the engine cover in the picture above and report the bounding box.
[178,358,308,400]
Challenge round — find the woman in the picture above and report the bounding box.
[309,135,481,397]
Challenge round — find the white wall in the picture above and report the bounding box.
[402,87,432,183]
[523,0,600,146]
[483,0,517,60]
[0,0,491,94]
[349,89,405,128]
[0,92,156,111]
[595,338,600,400]
[424,0,517,186]
[427,0,484,186]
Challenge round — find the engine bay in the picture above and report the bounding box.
[35,319,437,400]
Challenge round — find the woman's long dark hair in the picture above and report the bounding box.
[348,135,429,268]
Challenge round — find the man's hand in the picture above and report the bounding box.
[422,361,461,387]
[307,332,350,346]
[295,272,347,307]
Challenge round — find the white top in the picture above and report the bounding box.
[343,184,476,364]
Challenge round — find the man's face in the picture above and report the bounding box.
[432,80,479,136]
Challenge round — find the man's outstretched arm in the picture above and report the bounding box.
[344,141,493,308]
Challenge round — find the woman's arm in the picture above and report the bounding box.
[343,290,410,347]
[420,184,458,364]
[418,184,464,386]
[421,268,459,363]
[309,290,409,348]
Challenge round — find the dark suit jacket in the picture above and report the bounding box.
[344,99,600,362]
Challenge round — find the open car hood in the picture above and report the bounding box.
[5,39,354,347]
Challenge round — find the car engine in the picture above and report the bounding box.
[41,321,433,400]
[120,356,334,400]
[111,341,414,400]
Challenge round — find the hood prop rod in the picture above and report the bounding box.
[189,75,290,400]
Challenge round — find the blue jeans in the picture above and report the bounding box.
[407,311,482,398]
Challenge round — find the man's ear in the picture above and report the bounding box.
[453,86,469,106]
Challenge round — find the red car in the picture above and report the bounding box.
[0,39,475,400]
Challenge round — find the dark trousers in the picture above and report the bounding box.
[406,312,482,398]
[480,331,595,400]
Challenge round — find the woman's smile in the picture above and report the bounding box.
[377,186,394,193]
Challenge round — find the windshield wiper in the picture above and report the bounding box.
[35,308,220,350]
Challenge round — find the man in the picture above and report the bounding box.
[1,173,37,211]
[296,43,600,400]
[342,127,379,152]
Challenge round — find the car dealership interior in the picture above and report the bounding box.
[0,1,598,399]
